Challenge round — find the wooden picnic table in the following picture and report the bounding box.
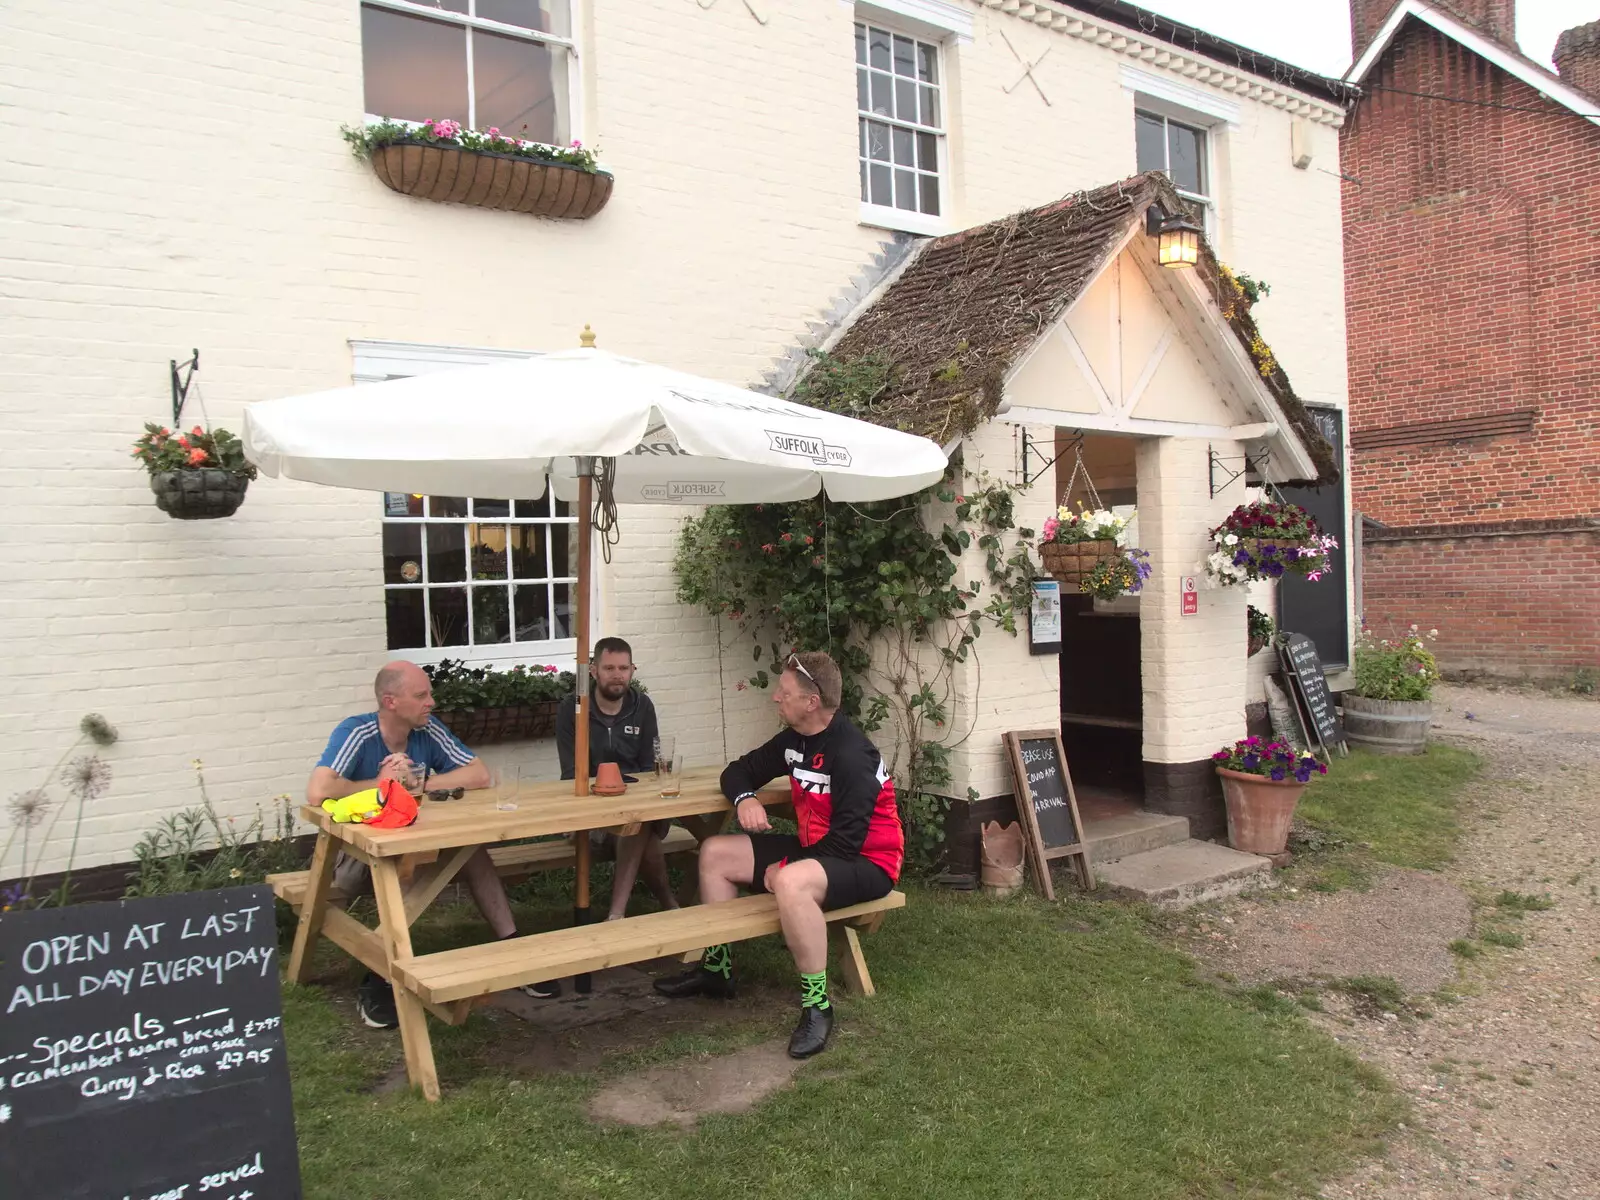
[280,767,762,1096]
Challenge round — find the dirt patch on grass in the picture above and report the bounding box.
[587,1040,804,1127]
[1185,868,1471,992]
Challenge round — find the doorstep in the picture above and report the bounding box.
[1093,841,1273,909]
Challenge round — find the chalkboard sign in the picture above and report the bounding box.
[0,885,302,1200]
[1278,632,1346,757]
[1002,730,1093,900]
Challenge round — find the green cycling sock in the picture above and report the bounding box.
[800,970,830,1009]
[702,943,733,978]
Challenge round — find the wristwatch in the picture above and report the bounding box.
[733,792,758,805]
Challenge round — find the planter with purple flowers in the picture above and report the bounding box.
[1211,736,1329,860]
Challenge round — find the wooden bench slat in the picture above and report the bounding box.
[394,890,906,1004]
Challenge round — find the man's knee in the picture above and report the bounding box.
[772,860,826,904]
[700,834,751,879]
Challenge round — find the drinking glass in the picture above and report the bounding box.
[655,736,680,798]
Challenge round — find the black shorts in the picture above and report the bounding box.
[747,833,894,910]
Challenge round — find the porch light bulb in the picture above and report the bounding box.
[1158,213,1202,269]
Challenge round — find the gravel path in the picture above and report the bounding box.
[1187,682,1600,1199]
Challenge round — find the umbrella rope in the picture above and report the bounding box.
[592,456,621,564]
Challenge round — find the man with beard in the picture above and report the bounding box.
[555,637,675,920]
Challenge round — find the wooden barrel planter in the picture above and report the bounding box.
[150,469,250,519]
[1341,695,1432,755]
[435,701,560,745]
[1039,539,1118,589]
[369,143,613,220]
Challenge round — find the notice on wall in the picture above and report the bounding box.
[1029,579,1062,654]
[1181,576,1199,616]
[0,885,302,1200]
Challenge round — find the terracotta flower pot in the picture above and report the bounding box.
[369,142,613,220]
[1216,767,1306,857]
[150,469,250,519]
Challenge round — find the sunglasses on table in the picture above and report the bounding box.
[425,787,465,802]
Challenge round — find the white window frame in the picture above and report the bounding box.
[1133,105,1217,236]
[359,0,584,151]
[855,13,952,237]
[1123,68,1234,241]
[350,339,583,673]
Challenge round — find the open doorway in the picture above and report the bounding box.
[1052,432,1144,813]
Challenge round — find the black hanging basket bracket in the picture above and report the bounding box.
[171,349,200,428]
[1018,427,1079,488]
[1208,443,1275,498]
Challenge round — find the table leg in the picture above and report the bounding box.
[286,832,337,985]
[371,859,440,1102]
[574,828,593,995]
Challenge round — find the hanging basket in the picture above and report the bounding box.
[435,702,560,745]
[150,469,250,520]
[369,142,613,220]
[1039,539,1119,588]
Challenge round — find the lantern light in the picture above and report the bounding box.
[1157,210,1202,269]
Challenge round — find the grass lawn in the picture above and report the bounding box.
[1287,745,1482,890]
[286,883,1402,1200]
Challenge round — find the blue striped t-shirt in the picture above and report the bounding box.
[316,714,476,783]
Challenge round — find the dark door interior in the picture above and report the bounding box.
[1278,406,1350,669]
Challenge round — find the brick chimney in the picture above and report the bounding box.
[1554,20,1600,99]
[1351,1,1517,59]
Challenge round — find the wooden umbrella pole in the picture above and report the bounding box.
[572,462,595,993]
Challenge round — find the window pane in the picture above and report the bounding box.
[893,35,914,77]
[870,71,892,117]
[427,524,467,583]
[866,120,890,162]
[509,523,548,579]
[428,587,469,647]
[361,6,468,125]
[385,589,426,651]
[384,491,423,517]
[1168,120,1206,195]
[917,42,937,84]
[513,583,551,641]
[919,172,940,216]
[383,523,423,585]
[868,26,890,71]
[555,497,571,519]
[916,131,937,170]
[855,22,866,65]
[473,498,510,518]
[470,523,508,579]
[476,0,570,36]
[550,523,570,577]
[473,585,511,645]
[869,162,892,206]
[429,495,468,517]
[513,492,549,518]
[857,68,869,113]
[1135,111,1166,174]
[896,78,917,124]
[552,582,572,638]
[920,85,939,128]
[474,29,564,144]
[892,125,914,167]
[894,168,916,211]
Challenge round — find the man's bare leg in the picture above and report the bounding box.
[639,836,680,909]
[771,859,829,973]
[653,834,752,1000]
[461,848,515,939]
[607,831,651,920]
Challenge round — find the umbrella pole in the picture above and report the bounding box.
[572,460,595,993]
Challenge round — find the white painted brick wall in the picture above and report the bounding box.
[0,0,1346,873]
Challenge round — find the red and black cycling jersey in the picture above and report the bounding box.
[720,712,904,882]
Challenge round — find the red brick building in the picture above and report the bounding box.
[1342,0,1600,679]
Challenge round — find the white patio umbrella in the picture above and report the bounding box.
[244,335,947,943]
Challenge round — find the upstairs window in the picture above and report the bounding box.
[1135,109,1212,228]
[857,20,946,233]
[360,0,575,146]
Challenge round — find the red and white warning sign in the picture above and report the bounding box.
[1181,576,1199,616]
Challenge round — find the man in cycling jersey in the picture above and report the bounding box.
[653,650,902,1058]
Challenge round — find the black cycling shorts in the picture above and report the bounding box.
[747,832,894,910]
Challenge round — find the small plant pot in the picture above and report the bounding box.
[1342,695,1432,756]
[150,469,250,519]
[1039,539,1118,589]
[1216,767,1306,858]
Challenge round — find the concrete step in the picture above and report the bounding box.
[1094,840,1272,909]
[1081,810,1190,863]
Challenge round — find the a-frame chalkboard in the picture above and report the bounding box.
[1278,632,1348,758]
[1003,729,1094,899]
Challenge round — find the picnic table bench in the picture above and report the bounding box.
[273,768,904,1100]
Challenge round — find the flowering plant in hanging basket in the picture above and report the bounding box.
[1203,499,1336,586]
[341,118,612,220]
[133,423,257,520]
[1039,505,1128,588]
[1247,605,1275,656]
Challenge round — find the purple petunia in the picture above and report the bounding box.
[1242,753,1261,770]
[1270,766,1287,781]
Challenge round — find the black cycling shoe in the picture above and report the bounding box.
[787,1003,834,1059]
[356,971,399,1030]
[652,964,736,999]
